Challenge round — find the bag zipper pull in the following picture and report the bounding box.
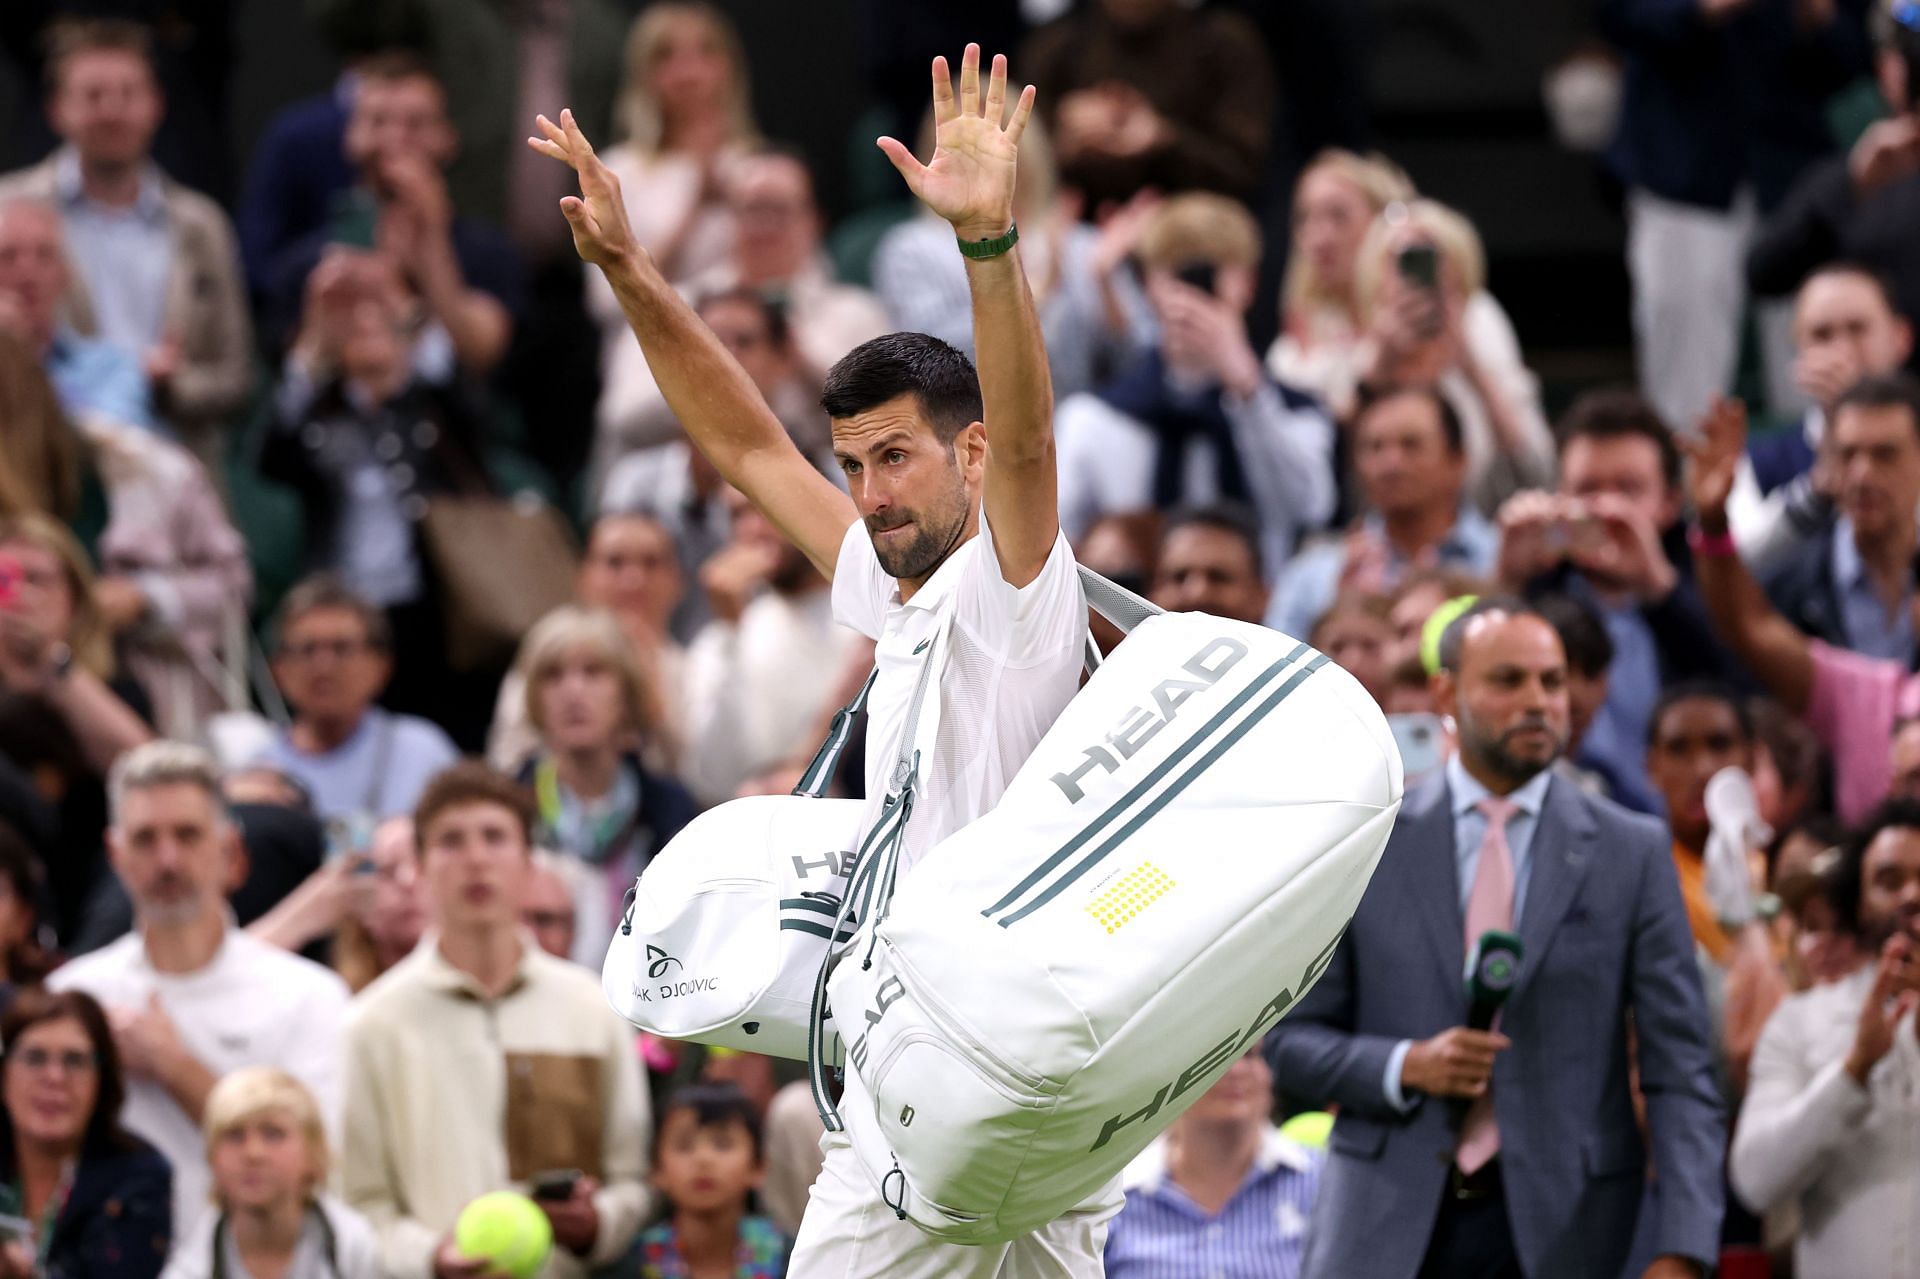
[618,883,638,936]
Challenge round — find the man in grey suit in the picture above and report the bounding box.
[1267,598,1724,1279]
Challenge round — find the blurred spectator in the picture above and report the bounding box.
[0,335,251,743]
[489,514,688,774]
[1645,683,1758,966]
[1267,600,1724,1279]
[308,0,627,234]
[255,577,458,825]
[683,489,863,808]
[600,289,834,595]
[266,53,524,378]
[0,823,53,1014]
[632,1082,789,1278]
[0,511,154,940]
[51,741,351,1242]
[1749,695,1829,834]
[1104,1049,1319,1279]
[1076,511,1159,658]
[514,607,695,968]
[1347,199,1554,515]
[1268,385,1496,642]
[1148,504,1269,625]
[0,20,251,470]
[0,989,171,1279]
[164,1067,380,1279]
[590,149,887,487]
[1535,593,1619,799]
[600,3,760,289]
[522,849,580,961]
[1266,149,1417,424]
[1498,389,1736,815]
[1602,0,1872,428]
[1749,3,1920,370]
[1770,827,1863,988]
[332,817,429,994]
[0,509,154,777]
[1728,264,1914,556]
[1057,194,1336,573]
[1020,0,1274,207]
[1308,595,1396,710]
[1757,360,1920,663]
[1730,799,1920,1276]
[1691,387,1920,824]
[0,4,237,204]
[1893,716,1920,799]
[874,108,1155,402]
[341,763,650,1279]
[263,248,494,641]
[0,196,152,431]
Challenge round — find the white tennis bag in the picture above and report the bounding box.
[815,577,1403,1245]
[600,668,893,1064]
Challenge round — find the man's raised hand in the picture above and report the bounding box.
[878,44,1033,243]
[527,110,640,271]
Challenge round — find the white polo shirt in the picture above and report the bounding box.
[831,516,1086,869]
[51,928,352,1241]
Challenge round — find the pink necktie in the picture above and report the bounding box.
[1457,795,1517,1174]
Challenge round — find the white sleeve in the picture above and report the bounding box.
[1728,1000,1874,1214]
[957,522,1086,668]
[281,967,351,1140]
[829,519,889,640]
[1220,382,1337,539]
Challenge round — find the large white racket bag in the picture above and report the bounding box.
[815,576,1403,1245]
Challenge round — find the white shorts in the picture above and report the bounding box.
[788,1130,1120,1279]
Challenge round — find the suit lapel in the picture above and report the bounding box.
[1403,778,1467,981]
[1513,774,1598,1004]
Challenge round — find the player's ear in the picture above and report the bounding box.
[957,420,988,475]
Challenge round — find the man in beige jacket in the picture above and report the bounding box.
[342,763,651,1278]
[0,18,252,467]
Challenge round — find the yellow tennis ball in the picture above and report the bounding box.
[454,1192,553,1279]
[1279,1109,1335,1150]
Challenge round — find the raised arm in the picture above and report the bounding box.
[529,111,855,580]
[1684,398,1816,713]
[878,47,1058,588]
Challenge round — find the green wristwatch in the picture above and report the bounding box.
[957,222,1019,260]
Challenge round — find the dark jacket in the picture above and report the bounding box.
[15,1140,173,1279]
[1759,517,1919,668]
[1600,0,1871,211]
[516,753,699,878]
[1748,156,1920,373]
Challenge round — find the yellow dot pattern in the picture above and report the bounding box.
[1085,862,1176,935]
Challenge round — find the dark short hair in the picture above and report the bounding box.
[1434,595,1550,674]
[272,574,393,654]
[1802,261,1902,315]
[1354,383,1464,455]
[413,763,536,853]
[654,1082,764,1163]
[821,333,983,447]
[696,286,791,350]
[1831,798,1920,937]
[42,19,155,93]
[0,989,140,1161]
[1647,680,1755,748]
[1160,502,1266,582]
[1555,388,1683,491]
[1533,593,1613,679]
[1832,371,1920,441]
[0,824,49,987]
[353,49,443,93]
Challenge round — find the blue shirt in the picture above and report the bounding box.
[1265,508,1499,643]
[1831,516,1915,663]
[1381,756,1554,1109]
[46,330,156,432]
[254,707,459,823]
[1570,580,1664,815]
[1105,1128,1322,1279]
[53,147,172,360]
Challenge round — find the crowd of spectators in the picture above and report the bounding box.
[0,0,1916,1276]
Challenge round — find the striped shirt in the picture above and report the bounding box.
[1104,1127,1321,1279]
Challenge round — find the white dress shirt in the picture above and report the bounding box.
[1731,962,1920,1279]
